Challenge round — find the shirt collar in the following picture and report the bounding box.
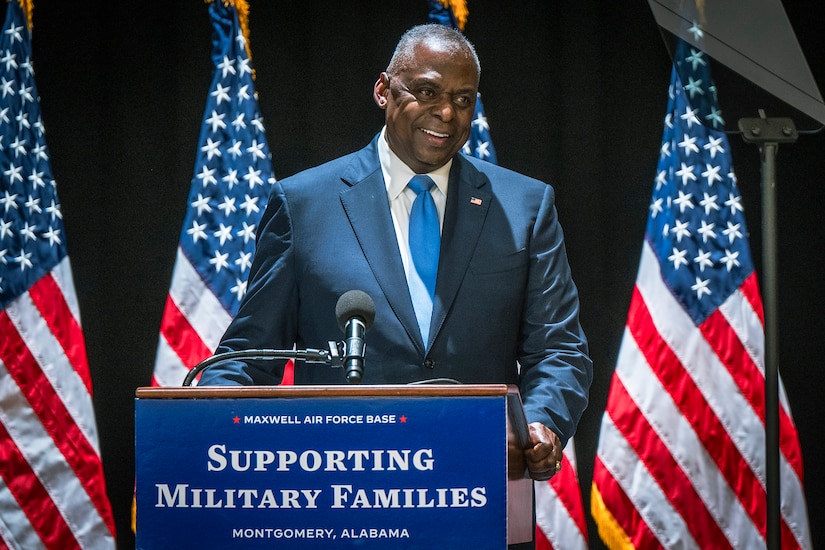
[378,126,451,200]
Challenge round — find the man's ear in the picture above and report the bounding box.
[373,72,389,109]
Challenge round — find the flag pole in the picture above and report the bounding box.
[737,111,798,550]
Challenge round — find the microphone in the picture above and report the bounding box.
[335,290,376,384]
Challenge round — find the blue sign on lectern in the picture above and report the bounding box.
[135,386,527,549]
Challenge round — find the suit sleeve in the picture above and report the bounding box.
[517,183,593,447]
[197,181,298,386]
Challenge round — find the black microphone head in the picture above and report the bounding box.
[335,290,376,332]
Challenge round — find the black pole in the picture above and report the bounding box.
[761,139,781,550]
[738,112,797,550]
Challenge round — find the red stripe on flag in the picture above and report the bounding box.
[777,412,805,482]
[26,273,92,393]
[630,288,775,535]
[0,310,116,535]
[535,522,553,550]
[701,307,764,414]
[159,294,213,368]
[282,359,294,385]
[591,455,661,550]
[548,456,587,538]
[0,413,79,549]
[739,272,764,325]
[701,307,805,482]
[607,369,732,548]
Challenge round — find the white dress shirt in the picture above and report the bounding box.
[377,126,450,343]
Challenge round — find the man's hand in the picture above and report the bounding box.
[524,422,563,481]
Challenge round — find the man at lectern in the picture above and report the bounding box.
[198,23,593,485]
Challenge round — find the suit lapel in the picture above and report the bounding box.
[429,157,491,345]
[339,143,425,350]
[338,143,493,353]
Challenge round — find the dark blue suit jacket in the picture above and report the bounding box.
[199,135,592,445]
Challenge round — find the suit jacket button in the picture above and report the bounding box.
[424,358,435,369]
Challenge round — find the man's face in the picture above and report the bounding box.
[374,42,478,174]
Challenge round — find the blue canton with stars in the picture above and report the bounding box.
[462,93,497,164]
[181,1,275,315]
[648,40,754,326]
[0,2,65,309]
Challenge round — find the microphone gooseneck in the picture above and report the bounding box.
[182,290,375,386]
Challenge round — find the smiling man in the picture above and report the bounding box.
[199,23,592,506]
[375,26,479,174]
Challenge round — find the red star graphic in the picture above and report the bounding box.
[400,415,407,423]
[233,416,240,424]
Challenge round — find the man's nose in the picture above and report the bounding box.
[431,94,456,121]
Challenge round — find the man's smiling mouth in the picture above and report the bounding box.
[420,128,449,138]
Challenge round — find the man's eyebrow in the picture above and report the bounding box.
[406,78,476,93]
[454,86,477,95]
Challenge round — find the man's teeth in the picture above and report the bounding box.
[422,128,449,138]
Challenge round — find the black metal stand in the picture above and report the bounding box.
[737,111,798,550]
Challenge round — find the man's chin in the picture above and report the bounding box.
[412,146,462,171]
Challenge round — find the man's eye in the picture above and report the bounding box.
[416,88,436,99]
[455,96,472,105]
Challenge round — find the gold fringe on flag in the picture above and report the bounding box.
[437,0,468,32]
[206,0,253,62]
[590,484,635,550]
[15,0,34,31]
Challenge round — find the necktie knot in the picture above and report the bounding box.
[408,174,435,196]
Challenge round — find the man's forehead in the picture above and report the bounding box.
[401,45,478,81]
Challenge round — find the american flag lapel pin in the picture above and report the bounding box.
[470,197,483,206]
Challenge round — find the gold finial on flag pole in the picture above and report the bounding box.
[437,0,469,31]
[207,0,253,62]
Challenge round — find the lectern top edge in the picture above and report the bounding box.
[135,383,517,400]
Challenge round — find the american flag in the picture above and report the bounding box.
[151,0,279,387]
[535,441,588,549]
[591,39,811,549]
[428,2,586,548]
[462,92,497,165]
[0,1,116,548]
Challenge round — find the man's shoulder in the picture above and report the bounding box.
[459,154,550,196]
[460,154,546,186]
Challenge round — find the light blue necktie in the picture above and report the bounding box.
[407,175,439,344]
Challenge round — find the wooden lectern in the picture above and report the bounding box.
[135,384,533,549]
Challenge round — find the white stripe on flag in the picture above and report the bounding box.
[0,357,113,548]
[718,285,764,373]
[5,283,99,452]
[0,475,45,550]
[535,442,587,550]
[170,246,232,352]
[636,242,765,476]
[51,257,83,326]
[596,413,699,548]
[153,332,190,387]
[718,288,797,417]
[562,441,577,469]
[617,325,764,547]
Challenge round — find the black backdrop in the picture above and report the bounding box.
[24,1,825,548]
